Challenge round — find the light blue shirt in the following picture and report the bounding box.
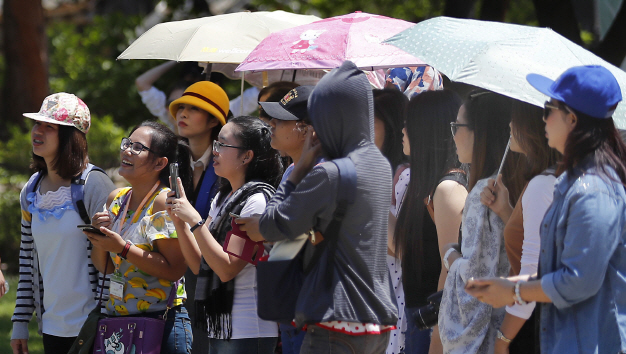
[539,158,626,354]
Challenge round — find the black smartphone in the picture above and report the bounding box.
[229,212,240,218]
[170,163,180,198]
[77,224,105,236]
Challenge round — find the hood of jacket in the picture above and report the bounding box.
[307,61,375,160]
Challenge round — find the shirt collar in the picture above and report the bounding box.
[555,155,595,195]
[191,147,213,171]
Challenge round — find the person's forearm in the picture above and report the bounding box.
[90,246,113,274]
[499,313,526,342]
[519,279,552,303]
[495,203,513,224]
[124,244,185,281]
[135,61,177,91]
[173,219,202,274]
[193,225,247,282]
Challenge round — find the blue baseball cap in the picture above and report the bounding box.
[526,65,622,119]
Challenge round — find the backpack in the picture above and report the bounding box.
[256,157,357,323]
[25,163,107,224]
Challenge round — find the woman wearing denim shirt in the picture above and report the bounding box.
[466,65,626,354]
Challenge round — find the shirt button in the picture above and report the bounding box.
[543,224,548,228]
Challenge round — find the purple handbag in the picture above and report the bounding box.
[92,278,179,354]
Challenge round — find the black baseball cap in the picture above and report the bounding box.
[259,85,314,121]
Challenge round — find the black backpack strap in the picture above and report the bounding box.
[71,164,107,224]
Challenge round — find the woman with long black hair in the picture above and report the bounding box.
[391,90,466,354]
[467,65,626,353]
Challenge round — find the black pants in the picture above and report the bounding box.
[43,334,76,354]
[509,310,538,354]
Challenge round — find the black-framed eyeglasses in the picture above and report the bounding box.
[450,122,470,137]
[120,137,153,155]
[212,140,246,154]
[543,101,570,121]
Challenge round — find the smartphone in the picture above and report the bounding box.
[170,163,180,198]
[77,224,105,236]
[229,212,240,218]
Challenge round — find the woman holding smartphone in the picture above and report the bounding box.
[11,93,115,354]
[167,116,283,354]
[87,121,193,354]
[466,65,626,354]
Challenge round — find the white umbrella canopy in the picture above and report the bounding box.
[385,16,626,128]
[117,10,321,63]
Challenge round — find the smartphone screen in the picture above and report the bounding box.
[170,163,180,198]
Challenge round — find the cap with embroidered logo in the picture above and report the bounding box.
[260,85,314,121]
[526,65,622,119]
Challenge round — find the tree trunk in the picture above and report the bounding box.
[593,2,626,67]
[532,0,583,45]
[2,0,48,139]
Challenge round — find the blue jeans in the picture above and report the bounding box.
[404,307,431,354]
[142,305,193,354]
[208,337,278,354]
[299,325,390,354]
[280,323,306,354]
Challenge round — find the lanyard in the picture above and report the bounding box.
[115,181,160,236]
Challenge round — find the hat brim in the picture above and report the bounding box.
[526,73,565,102]
[259,101,301,121]
[23,113,75,127]
[169,96,226,126]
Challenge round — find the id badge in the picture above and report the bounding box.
[109,274,125,301]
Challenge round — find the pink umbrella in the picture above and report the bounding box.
[236,11,423,72]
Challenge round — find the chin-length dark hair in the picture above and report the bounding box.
[394,89,463,286]
[129,121,194,196]
[511,100,561,180]
[559,106,626,184]
[31,125,88,180]
[373,88,408,171]
[464,91,524,204]
[216,116,283,205]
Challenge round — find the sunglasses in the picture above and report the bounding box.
[450,122,470,137]
[543,101,571,121]
[120,137,154,155]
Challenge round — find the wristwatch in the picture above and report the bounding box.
[190,219,205,233]
[497,330,512,343]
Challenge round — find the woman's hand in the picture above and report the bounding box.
[494,339,510,354]
[84,227,126,254]
[480,174,513,223]
[236,215,265,242]
[464,277,516,308]
[288,128,323,186]
[92,210,113,230]
[166,177,202,225]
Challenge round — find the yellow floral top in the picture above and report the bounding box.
[105,187,186,316]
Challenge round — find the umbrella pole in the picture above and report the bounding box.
[263,71,269,87]
[204,63,213,81]
[292,70,297,82]
[240,71,245,116]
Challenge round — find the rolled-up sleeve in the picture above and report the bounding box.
[541,189,622,309]
[260,166,336,242]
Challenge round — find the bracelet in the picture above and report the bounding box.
[443,248,456,271]
[119,241,132,259]
[190,219,205,233]
[514,281,528,305]
[497,330,512,343]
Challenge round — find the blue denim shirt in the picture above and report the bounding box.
[539,159,626,354]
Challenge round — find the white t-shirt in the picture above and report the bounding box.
[390,168,410,217]
[207,191,278,339]
[506,174,556,319]
[30,186,96,337]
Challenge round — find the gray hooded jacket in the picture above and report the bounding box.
[259,61,398,327]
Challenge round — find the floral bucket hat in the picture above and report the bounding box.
[23,92,91,134]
